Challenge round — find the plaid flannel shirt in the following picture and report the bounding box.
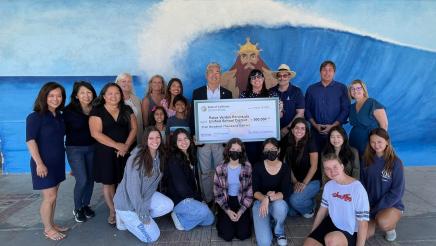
[213,162,253,214]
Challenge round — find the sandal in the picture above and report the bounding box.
[44,228,66,241]
[108,215,116,225]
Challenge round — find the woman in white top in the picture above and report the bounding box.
[304,153,369,246]
[116,73,144,144]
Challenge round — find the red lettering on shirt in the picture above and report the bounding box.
[332,192,352,202]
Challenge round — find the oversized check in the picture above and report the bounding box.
[194,98,280,144]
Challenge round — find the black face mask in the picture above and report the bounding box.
[229,151,241,161]
[263,150,279,161]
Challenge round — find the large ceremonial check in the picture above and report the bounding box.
[194,98,280,144]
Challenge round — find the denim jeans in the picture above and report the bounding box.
[173,198,214,231]
[288,180,320,216]
[66,145,95,210]
[116,192,174,243]
[252,199,288,246]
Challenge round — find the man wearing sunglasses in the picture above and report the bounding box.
[269,64,305,138]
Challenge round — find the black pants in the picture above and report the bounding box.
[216,196,252,241]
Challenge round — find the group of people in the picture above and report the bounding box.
[25,60,404,246]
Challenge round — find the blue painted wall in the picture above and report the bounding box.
[1,0,435,172]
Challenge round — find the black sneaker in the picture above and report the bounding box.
[73,208,87,223]
[82,206,95,219]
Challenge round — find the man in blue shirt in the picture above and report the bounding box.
[269,64,305,138]
[305,61,350,150]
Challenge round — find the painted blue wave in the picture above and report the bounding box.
[180,25,436,165]
[1,25,435,173]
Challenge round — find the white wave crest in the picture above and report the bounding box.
[138,0,423,79]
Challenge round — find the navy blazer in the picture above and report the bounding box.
[190,85,233,135]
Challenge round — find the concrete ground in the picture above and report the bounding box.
[0,166,435,245]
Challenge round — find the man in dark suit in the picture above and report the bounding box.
[190,62,232,203]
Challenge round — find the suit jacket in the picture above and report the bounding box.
[190,85,233,135]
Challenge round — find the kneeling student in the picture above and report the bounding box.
[214,138,253,241]
[114,127,173,243]
[304,153,369,246]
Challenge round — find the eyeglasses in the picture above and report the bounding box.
[250,74,264,80]
[350,87,363,92]
[277,74,289,79]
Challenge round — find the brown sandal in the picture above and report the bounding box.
[44,228,66,241]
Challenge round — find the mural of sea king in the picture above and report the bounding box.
[222,38,276,98]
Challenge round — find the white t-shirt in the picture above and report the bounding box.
[321,180,370,235]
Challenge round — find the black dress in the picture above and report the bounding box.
[90,105,133,185]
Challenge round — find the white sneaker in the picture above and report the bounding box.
[303,210,315,219]
[277,235,287,246]
[171,212,184,231]
[385,229,397,241]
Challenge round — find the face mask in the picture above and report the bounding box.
[229,151,241,161]
[263,150,279,161]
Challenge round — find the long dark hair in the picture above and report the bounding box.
[246,69,269,97]
[33,82,66,113]
[66,81,97,113]
[223,138,248,165]
[285,118,310,166]
[170,128,197,167]
[134,126,166,177]
[93,82,124,108]
[93,82,131,124]
[149,106,168,126]
[322,126,355,174]
[165,78,183,103]
[363,128,400,175]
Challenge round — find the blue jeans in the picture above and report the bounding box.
[288,180,320,216]
[252,199,288,246]
[66,145,95,210]
[173,198,214,231]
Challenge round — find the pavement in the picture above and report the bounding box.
[0,166,435,245]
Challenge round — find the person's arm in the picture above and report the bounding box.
[356,183,370,246]
[124,152,154,223]
[351,148,360,180]
[372,160,405,214]
[26,113,48,177]
[356,220,368,246]
[237,163,253,216]
[292,88,305,122]
[334,84,350,124]
[277,162,291,200]
[310,206,328,232]
[304,88,314,122]
[213,165,229,211]
[374,108,388,130]
[141,97,150,126]
[124,113,137,148]
[26,140,47,177]
[89,116,125,152]
[297,152,318,192]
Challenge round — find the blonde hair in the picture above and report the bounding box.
[348,79,369,100]
[115,72,136,96]
[145,74,166,97]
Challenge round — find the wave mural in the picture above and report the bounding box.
[180,25,436,166]
[1,0,435,172]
